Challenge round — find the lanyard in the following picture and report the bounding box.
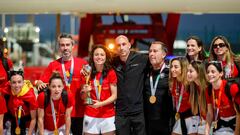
[149,63,165,96]
[212,81,223,121]
[176,83,184,112]
[94,75,103,100]
[15,106,22,135]
[61,57,74,88]
[50,99,60,132]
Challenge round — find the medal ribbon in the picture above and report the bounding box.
[212,81,224,121]
[61,57,74,89]
[149,63,165,97]
[15,106,22,130]
[198,91,203,123]
[50,99,60,133]
[94,75,103,101]
[210,81,224,134]
[176,84,184,113]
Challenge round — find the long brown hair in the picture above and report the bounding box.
[188,61,208,115]
[169,57,189,91]
[89,45,112,79]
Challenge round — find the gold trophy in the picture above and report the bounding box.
[81,65,93,105]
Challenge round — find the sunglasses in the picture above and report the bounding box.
[212,43,226,49]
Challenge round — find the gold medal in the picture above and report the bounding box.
[199,120,202,126]
[66,71,70,77]
[149,95,156,104]
[54,129,59,135]
[15,127,21,135]
[213,121,218,129]
[199,117,202,126]
[67,84,71,90]
[175,112,180,120]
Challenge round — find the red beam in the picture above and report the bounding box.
[165,13,181,55]
[78,14,94,57]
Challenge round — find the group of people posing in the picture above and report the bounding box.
[0,33,240,135]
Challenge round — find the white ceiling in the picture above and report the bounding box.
[0,0,240,14]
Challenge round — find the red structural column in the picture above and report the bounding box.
[78,14,94,57]
[165,13,181,55]
[150,14,167,43]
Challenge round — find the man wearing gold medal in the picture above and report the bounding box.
[36,33,88,135]
[144,41,174,135]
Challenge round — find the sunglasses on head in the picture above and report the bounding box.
[208,60,223,71]
[9,70,24,78]
[213,43,226,49]
[190,60,202,64]
[208,60,223,67]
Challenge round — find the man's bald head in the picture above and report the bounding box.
[115,35,130,43]
[115,35,131,62]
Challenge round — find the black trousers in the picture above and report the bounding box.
[71,117,83,135]
[116,112,146,135]
[146,119,171,135]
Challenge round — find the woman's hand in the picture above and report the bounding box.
[90,100,102,108]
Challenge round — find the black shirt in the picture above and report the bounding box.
[113,51,148,116]
[144,64,174,121]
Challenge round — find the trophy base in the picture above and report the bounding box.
[84,98,93,105]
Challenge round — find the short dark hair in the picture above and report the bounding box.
[186,36,207,61]
[206,61,223,73]
[151,41,168,54]
[49,72,64,85]
[9,70,24,79]
[58,33,74,45]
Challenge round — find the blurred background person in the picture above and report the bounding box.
[0,37,13,134]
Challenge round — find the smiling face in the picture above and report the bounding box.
[186,39,202,57]
[149,43,166,67]
[212,38,228,57]
[206,64,223,84]
[187,64,198,82]
[10,74,24,94]
[93,48,106,66]
[170,60,182,78]
[49,78,64,100]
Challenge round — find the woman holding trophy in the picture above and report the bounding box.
[81,45,117,135]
